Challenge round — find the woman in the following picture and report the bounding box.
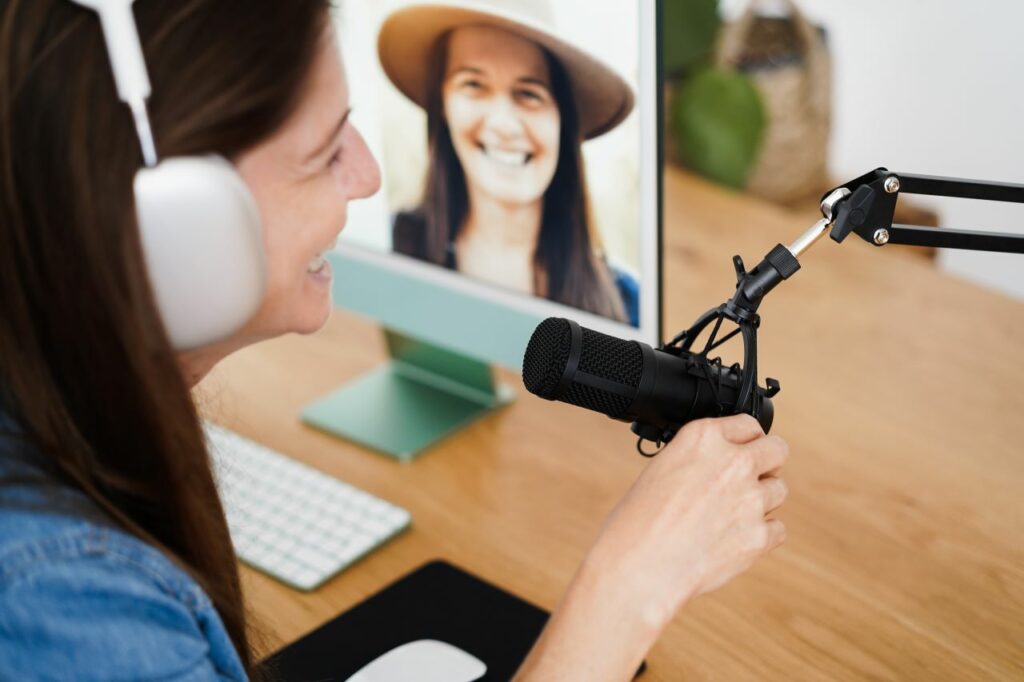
[380,2,641,325]
[0,0,788,679]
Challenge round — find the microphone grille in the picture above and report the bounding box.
[561,326,644,417]
[576,326,644,385]
[522,317,573,399]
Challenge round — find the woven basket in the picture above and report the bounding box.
[717,0,831,203]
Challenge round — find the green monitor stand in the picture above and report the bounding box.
[301,330,514,461]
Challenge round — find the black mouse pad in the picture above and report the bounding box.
[259,559,551,681]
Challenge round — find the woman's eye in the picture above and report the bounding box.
[516,89,544,105]
[461,79,484,92]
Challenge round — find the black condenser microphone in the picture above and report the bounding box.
[522,318,775,447]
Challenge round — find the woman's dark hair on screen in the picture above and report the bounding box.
[415,33,626,322]
[0,0,329,673]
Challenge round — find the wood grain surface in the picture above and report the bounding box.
[198,168,1024,681]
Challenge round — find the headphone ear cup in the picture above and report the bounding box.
[134,156,266,350]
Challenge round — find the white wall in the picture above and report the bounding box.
[722,0,1024,300]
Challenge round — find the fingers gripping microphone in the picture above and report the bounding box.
[522,318,776,453]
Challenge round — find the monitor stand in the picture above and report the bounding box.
[301,330,514,461]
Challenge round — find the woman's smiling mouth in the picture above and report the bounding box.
[477,142,533,167]
[307,237,338,274]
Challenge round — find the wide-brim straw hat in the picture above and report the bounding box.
[377,0,635,140]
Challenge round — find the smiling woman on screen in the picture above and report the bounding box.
[380,0,641,326]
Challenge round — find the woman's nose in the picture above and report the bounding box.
[347,126,382,199]
[482,95,526,140]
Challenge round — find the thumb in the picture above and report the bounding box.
[715,413,765,445]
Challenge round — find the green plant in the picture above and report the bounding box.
[663,0,766,189]
[670,68,765,188]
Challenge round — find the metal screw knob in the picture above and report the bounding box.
[873,228,890,245]
[820,187,852,222]
[884,176,900,194]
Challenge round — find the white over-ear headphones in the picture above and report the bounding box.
[69,0,266,350]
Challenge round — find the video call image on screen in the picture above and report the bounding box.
[337,0,647,328]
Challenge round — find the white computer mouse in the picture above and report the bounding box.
[344,639,487,682]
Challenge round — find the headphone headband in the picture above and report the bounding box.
[68,0,157,164]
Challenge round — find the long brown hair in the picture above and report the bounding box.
[417,33,626,322]
[0,0,328,673]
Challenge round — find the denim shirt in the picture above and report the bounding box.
[0,412,248,681]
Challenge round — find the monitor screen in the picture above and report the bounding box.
[334,0,660,343]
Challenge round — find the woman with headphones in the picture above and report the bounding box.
[0,1,789,679]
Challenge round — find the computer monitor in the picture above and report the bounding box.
[303,0,663,459]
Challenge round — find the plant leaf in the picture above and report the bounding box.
[670,68,765,189]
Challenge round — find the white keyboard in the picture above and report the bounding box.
[204,423,411,591]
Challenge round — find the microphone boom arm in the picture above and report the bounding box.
[639,169,1024,452]
[824,168,1024,253]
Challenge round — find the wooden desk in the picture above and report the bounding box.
[199,169,1024,680]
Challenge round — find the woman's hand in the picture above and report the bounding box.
[589,413,789,623]
[515,414,789,682]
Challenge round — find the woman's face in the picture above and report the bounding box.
[234,28,380,339]
[443,26,561,208]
